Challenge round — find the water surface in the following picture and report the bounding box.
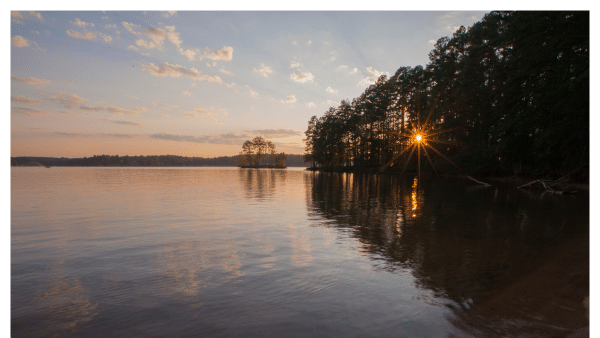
[11,167,588,337]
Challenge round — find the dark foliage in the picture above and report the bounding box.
[304,11,588,182]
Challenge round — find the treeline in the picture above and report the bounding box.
[11,154,308,167]
[304,11,588,181]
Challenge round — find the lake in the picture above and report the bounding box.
[11,167,589,337]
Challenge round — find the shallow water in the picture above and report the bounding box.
[11,167,589,337]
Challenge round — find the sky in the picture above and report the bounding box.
[11,10,495,158]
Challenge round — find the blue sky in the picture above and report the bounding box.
[10,10,492,157]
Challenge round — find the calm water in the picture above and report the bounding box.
[11,167,589,337]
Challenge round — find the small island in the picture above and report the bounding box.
[237,136,287,168]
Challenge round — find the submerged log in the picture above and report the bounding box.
[466,175,491,187]
[517,179,577,194]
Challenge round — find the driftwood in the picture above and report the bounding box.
[517,179,577,194]
[466,175,491,187]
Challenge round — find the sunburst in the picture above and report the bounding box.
[378,100,468,180]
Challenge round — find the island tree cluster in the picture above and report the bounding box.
[304,11,588,180]
[237,136,288,168]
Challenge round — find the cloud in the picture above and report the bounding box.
[245,85,259,97]
[247,129,303,138]
[12,107,52,116]
[100,34,113,43]
[142,26,167,49]
[358,67,389,86]
[79,104,147,116]
[178,48,200,61]
[100,133,137,138]
[11,11,43,24]
[306,102,316,108]
[140,61,222,83]
[183,112,199,118]
[12,75,51,87]
[326,87,338,94]
[11,95,40,105]
[164,25,182,48]
[11,35,30,47]
[204,46,233,61]
[122,22,142,36]
[429,39,437,44]
[254,63,273,78]
[109,120,144,127]
[80,105,105,112]
[290,62,300,69]
[151,132,252,145]
[66,30,98,41]
[163,11,177,18]
[290,72,314,83]
[71,18,94,28]
[105,106,147,116]
[219,68,231,75]
[349,67,358,74]
[282,95,297,103]
[55,132,91,137]
[46,93,86,107]
[192,106,224,124]
[183,91,192,96]
[136,37,160,50]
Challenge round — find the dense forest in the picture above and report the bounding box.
[304,11,588,181]
[11,154,308,167]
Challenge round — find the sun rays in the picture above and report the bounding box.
[378,101,466,179]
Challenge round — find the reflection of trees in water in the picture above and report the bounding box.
[307,172,589,337]
[239,169,288,201]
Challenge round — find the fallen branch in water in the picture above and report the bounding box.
[517,179,574,194]
[466,175,491,186]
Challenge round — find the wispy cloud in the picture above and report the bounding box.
[11,95,40,105]
[79,104,147,116]
[12,107,52,116]
[254,63,273,78]
[11,75,51,87]
[163,11,177,18]
[108,120,144,127]
[290,72,314,83]
[100,133,137,138]
[11,11,43,24]
[306,102,316,108]
[11,35,30,47]
[71,18,94,28]
[122,22,142,36]
[358,66,389,86]
[140,61,222,83]
[326,87,338,94]
[55,132,91,137]
[205,46,233,61]
[282,95,297,103]
[46,93,86,108]
[247,129,303,138]
[150,132,252,145]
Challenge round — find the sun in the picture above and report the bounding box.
[415,134,422,142]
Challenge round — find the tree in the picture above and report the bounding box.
[238,136,287,168]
